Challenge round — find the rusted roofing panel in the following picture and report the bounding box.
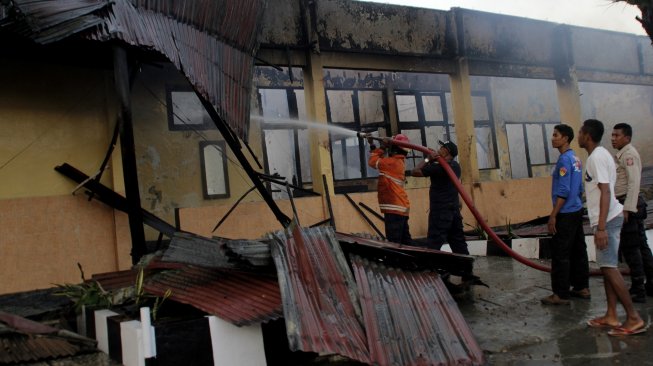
[270,224,370,364]
[350,255,485,366]
[91,269,139,291]
[0,311,97,364]
[144,266,283,326]
[93,0,264,140]
[3,0,268,140]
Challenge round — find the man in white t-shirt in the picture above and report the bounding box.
[579,119,645,336]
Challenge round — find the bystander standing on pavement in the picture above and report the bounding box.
[541,124,590,305]
[611,123,653,302]
[579,119,646,336]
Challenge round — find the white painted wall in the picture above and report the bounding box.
[94,309,120,354]
[207,316,267,366]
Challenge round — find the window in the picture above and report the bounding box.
[326,89,390,181]
[471,92,499,170]
[395,91,454,170]
[166,85,215,130]
[506,122,559,178]
[200,141,230,199]
[258,87,312,199]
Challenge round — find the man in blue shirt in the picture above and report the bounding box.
[542,124,590,305]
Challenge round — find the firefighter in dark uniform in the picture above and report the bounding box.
[411,140,474,279]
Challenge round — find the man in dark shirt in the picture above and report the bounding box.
[411,141,473,279]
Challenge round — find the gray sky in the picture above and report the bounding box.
[358,0,645,35]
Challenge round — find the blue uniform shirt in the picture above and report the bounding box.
[551,149,583,213]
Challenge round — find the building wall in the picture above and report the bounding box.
[179,178,552,240]
[0,57,131,294]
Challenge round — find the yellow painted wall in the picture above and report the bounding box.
[0,58,131,294]
[131,64,262,240]
[178,178,552,240]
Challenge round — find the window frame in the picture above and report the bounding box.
[324,88,391,182]
[505,121,559,178]
[394,90,453,169]
[257,86,312,189]
[471,91,500,170]
[199,140,230,200]
[166,84,216,131]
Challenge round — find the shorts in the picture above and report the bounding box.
[594,215,624,268]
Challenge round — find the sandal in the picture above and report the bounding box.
[607,324,647,336]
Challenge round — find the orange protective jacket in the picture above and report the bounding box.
[368,148,410,216]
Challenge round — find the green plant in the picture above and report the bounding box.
[464,222,487,240]
[505,219,520,239]
[53,264,113,312]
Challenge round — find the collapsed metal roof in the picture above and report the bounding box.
[0,311,97,364]
[144,266,283,326]
[1,0,268,140]
[271,224,485,365]
[351,255,484,365]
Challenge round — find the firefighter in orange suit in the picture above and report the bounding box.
[367,134,412,245]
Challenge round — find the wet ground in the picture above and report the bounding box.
[4,256,652,365]
[462,256,653,365]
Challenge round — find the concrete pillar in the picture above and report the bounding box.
[449,58,479,184]
[303,53,334,199]
[553,26,585,159]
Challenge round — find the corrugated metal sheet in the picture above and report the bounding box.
[144,266,283,326]
[270,223,371,364]
[2,0,267,140]
[350,255,485,366]
[0,311,97,364]
[161,232,272,268]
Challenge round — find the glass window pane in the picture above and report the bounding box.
[294,90,306,120]
[424,125,448,150]
[204,144,227,195]
[264,129,296,199]
[260,89,290,119]
[358,90,385,125]
[396,95,418,122]
[332,136,362,179]
[526,124,546,165]
[507,124,528,178]
[298,129,312,183]
[445,92,454,124]
[364,130,381,178]
[472,96,489,120]
[327,90,355,123]
[170,91,212,128]
[475,126,497,169]
[545,124,559,163]
[400,129,424,170]
[423,95,444,121]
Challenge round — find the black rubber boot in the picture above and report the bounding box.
[630,276,646,303]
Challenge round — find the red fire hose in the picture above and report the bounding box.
[371,135,610,276]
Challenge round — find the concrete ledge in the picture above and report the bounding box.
[448,229,653,262]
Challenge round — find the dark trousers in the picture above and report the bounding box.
[618,196,653,284]
[384,213,412,245]
[426,206,469,255]
[620,220,653,282]
[550,209,589,299]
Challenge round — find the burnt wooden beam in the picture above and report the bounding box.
[55,163,176,237]
[113,45,146,264]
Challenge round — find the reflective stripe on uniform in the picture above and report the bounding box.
[379,172,404,186]
[379,204,409,212]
